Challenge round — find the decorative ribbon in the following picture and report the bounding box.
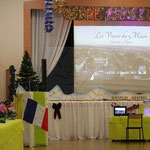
[111,102,120,107]
[127,104,139,111]
[52,103,62,119]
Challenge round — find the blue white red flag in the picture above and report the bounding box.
[23,98,48,131]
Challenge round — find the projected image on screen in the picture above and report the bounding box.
[74,25,150,93]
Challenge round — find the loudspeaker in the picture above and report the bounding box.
[42,59,47,91]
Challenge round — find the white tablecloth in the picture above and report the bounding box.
[48,101,143,140]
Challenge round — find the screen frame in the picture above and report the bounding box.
[74,21,150,27]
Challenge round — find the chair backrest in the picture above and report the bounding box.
[127,114,143,127]
[128,114,142,119]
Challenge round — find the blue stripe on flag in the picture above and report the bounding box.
[23,98,37,124]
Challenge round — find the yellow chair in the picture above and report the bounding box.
[126,114,144,141]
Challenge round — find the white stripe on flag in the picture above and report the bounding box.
[33,104,45,128]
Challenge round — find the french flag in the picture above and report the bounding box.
[23,98,48,131]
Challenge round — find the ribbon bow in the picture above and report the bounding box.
[52,103,62,119]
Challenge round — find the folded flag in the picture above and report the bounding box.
[23,98,48,131]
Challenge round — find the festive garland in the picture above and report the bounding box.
[45,1,150,31]
[8,65,17,101]
[53,2,150,21]
[45,0,54,32]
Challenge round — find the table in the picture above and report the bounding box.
[48,101,143,140]
[109,116,150,140]
[0,119,24,150]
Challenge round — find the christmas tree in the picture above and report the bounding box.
[17,50,41,91]
[8,65,17,101]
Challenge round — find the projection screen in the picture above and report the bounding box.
[74,21,150,93]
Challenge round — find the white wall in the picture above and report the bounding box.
[0,0,29,101]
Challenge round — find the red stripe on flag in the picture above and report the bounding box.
[41,108,48,131]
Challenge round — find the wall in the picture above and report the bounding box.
[0,0,30,101]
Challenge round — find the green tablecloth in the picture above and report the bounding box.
[109,116,150,140]
[0,119,24,150]
[16,92,48,147]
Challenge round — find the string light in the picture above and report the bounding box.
[52,3,150,21]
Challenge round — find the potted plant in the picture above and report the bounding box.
[4,100,17,120]
[0,103,7,123]
[0,101,17,123]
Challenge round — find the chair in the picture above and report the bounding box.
[126,114,144,142]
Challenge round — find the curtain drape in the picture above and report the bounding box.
[48,101,142,140]
[31,10,72,79]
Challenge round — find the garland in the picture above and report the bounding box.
[45,0,54,32]
[8,65,17,101]
[53,2,150,21]
[45,1,150,31]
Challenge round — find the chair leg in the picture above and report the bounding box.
[139,129,141,140]
[126,128,128,142]
[126,128,127,141]
[128,129,129,141]
[142,128,144,141]
[126,128,129,142]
